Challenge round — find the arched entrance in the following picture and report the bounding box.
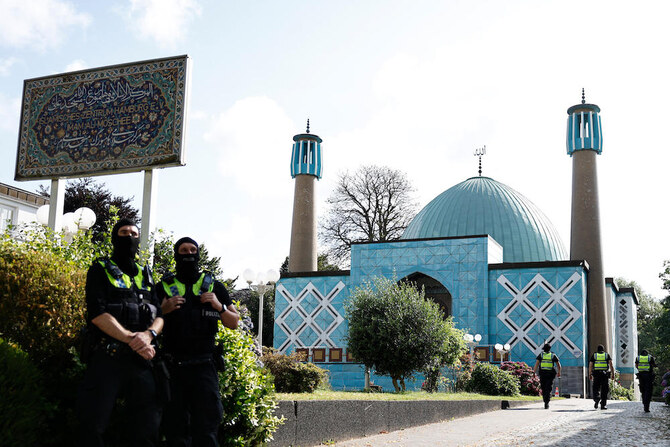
[400,272,452,317]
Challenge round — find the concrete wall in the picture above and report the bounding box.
[269,399,530,447]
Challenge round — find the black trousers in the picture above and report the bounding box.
[162,360,223,447]
[639,372,654,410]
[76,350,161,447]
[539,371,556,404]
[592,371,610,407]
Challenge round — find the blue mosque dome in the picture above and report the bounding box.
[402,176,567,263]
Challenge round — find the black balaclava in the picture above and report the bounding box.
[174,237,200,283]
[111,218,140,275]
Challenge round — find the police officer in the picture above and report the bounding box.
[635,349,657,412]
[588,344,615,410]
[77,218,164,446]
[159,237,239,447]
[533,343,561,409]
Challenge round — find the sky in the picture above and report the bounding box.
[1,0,669,298]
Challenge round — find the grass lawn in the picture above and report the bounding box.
[276,389,545,401]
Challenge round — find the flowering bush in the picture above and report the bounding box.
[500,361,541,396]
[609,370,634,401]
[661,373,670,405]
[454,353,474,391]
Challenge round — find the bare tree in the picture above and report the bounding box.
[320,165,418,265]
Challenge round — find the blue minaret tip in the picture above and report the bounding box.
[306,119,310,134]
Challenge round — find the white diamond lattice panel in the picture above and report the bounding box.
[275,281,346,353]
[497,272,583,357]
[618,298,630,364]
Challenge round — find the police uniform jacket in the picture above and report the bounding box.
[85,258,162,343]
[157,272,233,360]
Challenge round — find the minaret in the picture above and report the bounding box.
[566,90,611,354]
[288,120,322,272]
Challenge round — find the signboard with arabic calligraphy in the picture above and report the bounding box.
[15,55,189,180]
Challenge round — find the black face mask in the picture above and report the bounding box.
[112,235,140,261]
[175,252,200,282]
[111,236,140,275]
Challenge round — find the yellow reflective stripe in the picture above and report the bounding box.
[540,352,554,370]
[594,352,608,370]
[99,260,148,290]
[162,273,213,297]
[638,355,650,371]
[162,280,186,297]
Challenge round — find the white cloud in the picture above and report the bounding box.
[0,0,91,50]
[189,109,208,121]
[0,93,20,131]
[0,57,18,76]
[203,96,296,197]
[64,59,87,72]
[123,0,201,48]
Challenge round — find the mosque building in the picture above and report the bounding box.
[274,94,639,395]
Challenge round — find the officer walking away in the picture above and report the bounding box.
[76,218,164,446]
[589,344,615,410]
[635,349,657,412]
[159,237,240,447]
[533,343,561,409]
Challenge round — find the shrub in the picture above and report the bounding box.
[0,229,93,445]
[346,276,466,392]
[609,370,634,401]
[500,361,540,396]
[261,349,329,393]
[0,239,87,366]
[0,338,48,447]
[217,322,284,446]
[466,362,520,396]
[454,353,474,391]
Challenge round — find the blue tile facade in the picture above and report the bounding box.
[274,237,590,390]
[351,236,496,342]
[488,266,588,368]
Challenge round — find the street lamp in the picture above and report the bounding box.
[36,205,96,239]
[73,207,96,230]
[243,268,280,347]
[494,343,512,362]
[464,333,482,363]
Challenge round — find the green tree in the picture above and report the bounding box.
[235,287,275,348]
[150,231,226,282]
[345,276,466,392]
[38,178,140,242]
[656,263,670,374]
[320,165,418,266]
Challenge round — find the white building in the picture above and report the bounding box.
[0,182,49,232]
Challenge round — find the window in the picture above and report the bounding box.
[0,205,14,232]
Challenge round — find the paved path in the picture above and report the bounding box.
[335,399,670,446]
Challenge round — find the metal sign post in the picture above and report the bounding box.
[47,178,65,232]
[140,169,157,255]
